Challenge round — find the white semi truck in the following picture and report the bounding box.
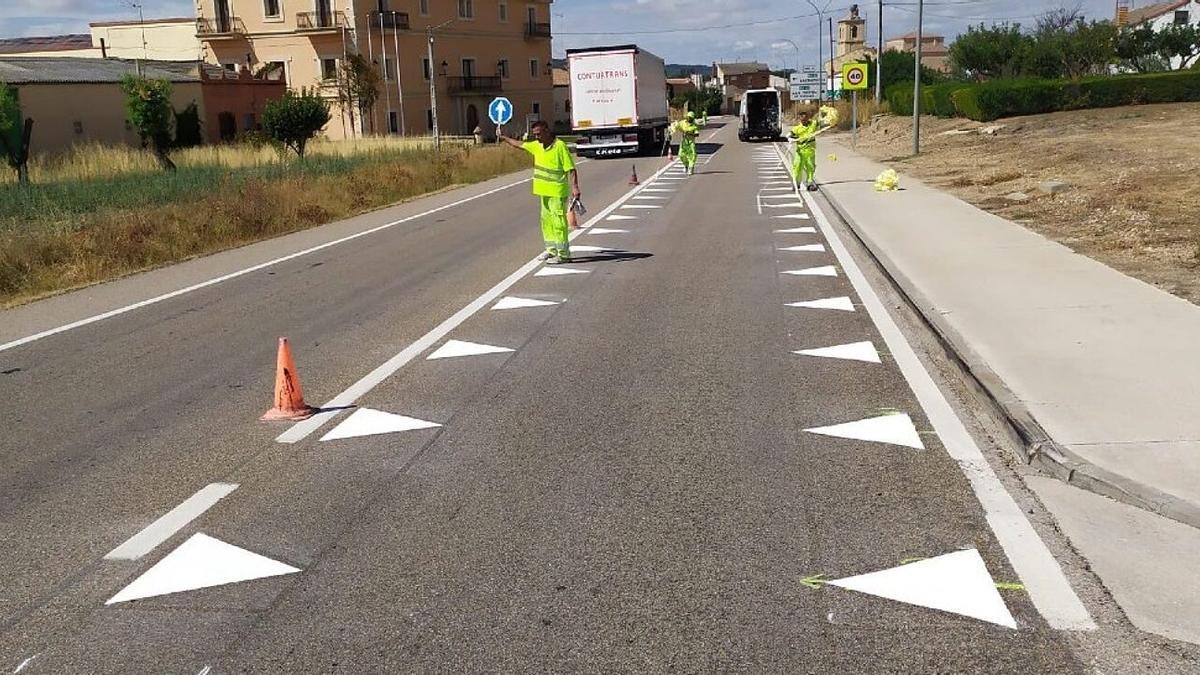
[567,44,670,158]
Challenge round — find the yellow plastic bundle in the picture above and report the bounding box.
[817,105,840,128]
[827,153,838,162]
[874,168,901,192]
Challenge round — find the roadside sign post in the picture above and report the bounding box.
[488,96,514,141]
[790,67,822,103]
[842,62,869,148]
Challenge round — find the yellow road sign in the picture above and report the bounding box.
[842,62,869,91]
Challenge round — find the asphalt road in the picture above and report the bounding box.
[2,122,1092,672]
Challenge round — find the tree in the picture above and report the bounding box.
[1115,23,1167,72]
[119,75,177,171]
[860,50,945,97]
[262,88,331,157]
[173,101,203,148]
[673,88,722,115]
[1027,11,1117,79]
[949,23,1029,80]
[0,83,33,185]
[328,53,380,136]
[1156,23,1200,70]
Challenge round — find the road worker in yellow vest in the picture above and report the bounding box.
[500,120,582,264]
[675,111,701,175]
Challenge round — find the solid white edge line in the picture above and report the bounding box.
[774,143,1095,631]
[103,483,239,561]
[276,158,679,444]
[0,177,538,354]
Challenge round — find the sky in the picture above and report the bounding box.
[2,0,1123,68]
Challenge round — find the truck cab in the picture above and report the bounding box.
[738,89,782,142]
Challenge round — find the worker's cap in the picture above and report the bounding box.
[686,111,696,119]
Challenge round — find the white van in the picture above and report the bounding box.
[738,89,783,142]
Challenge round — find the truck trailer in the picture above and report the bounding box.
[567,44,670,158]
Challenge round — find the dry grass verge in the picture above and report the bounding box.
[849,102,1200,304]
[0,142,526,307]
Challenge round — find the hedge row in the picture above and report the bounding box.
[886,70,1200,122]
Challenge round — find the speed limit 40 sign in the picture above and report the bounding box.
[842,62,869,91]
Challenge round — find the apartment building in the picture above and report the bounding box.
[194,0,555,140]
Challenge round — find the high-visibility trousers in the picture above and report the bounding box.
[680,137,698,168]
[540,195,571,259]
[794,144,816,183]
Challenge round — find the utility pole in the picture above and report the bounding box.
[392,12,405,135]
[427,28,438,149]
[912,0,923,155]
[876,0,883,101]
[829,17,835,99]
[428,17,458,151]
[805,0,824,105]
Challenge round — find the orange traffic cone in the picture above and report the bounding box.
[261,337,318,421]
[628,165,640,186]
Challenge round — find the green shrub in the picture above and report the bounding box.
[886,82,915,113]
[925,82,972,117]
[950,70,1200,121]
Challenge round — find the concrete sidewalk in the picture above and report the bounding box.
[790,138,1200,646]
[803,138,1200,528]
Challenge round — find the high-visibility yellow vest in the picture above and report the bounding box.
[522,138,575,198]
[678,121,699,141]
[791,120,819,148]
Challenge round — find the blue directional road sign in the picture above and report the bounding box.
[488,97,514,125]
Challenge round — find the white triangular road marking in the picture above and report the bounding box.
[621,205,661,210]
[782,266,837,277]
[794,341,881,363]
[780,244,825,252]
[632,195,666,200]
[427,339,514,360]
[829,549,1016,628]
[571,245,613,253]
[773,213,811,220]
[641,188,675,192]
[786,296,856,311]
[775,227,817,233]
[106,533,300,604]
[534,266,589,276]
[587,228,629,234]
[606,214,638,221]
[320,408,441,441]
[764,203,805,209]
[805,413,924,449]
[492,296,561,310]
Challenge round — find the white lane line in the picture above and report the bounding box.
[13,655,39,674]
[104,483,239,561]
[276,160,680,443]
[0,177,535,355]
[781,145,1095,631]
[197,667,212,675]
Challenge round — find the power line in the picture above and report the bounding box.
[555,7,852,35]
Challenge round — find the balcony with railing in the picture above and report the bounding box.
[368,10,410,30]
[446,76,503,95]
[196,16,247,39]
[296,10,347,32]
[525,21,552,38]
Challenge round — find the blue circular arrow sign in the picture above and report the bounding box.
[488,97,514,125]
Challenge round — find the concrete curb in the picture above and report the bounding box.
[801,143,1200,532]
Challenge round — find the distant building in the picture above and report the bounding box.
[824,4,878,87]
[0,57,285,156]
[885,31,951,73]
[552,66,570,133]
[1116,1,1200,68]
[666,77,696,102]
[194,0,555,140]
[0,18,200,61]
[712,62,769,114]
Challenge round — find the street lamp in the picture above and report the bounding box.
[773,38,801,72]
[804,0,828,106]
[427,17,457,151]
[912,0,923,155]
